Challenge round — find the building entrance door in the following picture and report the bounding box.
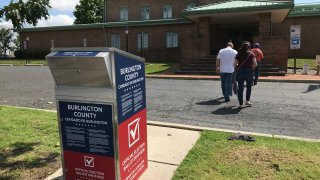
[214,25,259,51]
[230,29,254,49]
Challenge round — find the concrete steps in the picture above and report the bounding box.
[175,55,286,76]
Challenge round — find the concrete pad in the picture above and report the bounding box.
[45,161,178,180]
[147,125,200,165]
[139,161,177,180]
[44,168,62,180]
[45,125,200,180]
[25,64,44,66]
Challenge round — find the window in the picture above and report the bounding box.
[111,34,120,49]
[141,6,150,20]
[163,5,172,19]
[120,8,128,21]
[166,32,178,48]
[187,2,197,9]
[137,33,148,49]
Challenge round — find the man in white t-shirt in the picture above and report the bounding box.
[216,42,238,102]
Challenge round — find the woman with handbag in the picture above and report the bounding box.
[235,41,257,108]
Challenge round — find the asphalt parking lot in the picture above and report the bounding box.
[1,66,319,139]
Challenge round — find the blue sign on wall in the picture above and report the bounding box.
[290,25,301,49]
[59,101,114,157]
[291,37,300,45]
[114,53,146,124]
[54,51,100,57]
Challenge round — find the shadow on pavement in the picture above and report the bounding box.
[212,106,244,115]
[303,84,320,93]
[196,97,224,105]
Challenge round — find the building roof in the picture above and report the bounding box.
[18,1,320,32]
[288,3,320,17]
[18,18,192,32]
[181,0,294,24]
[182,0,294,15]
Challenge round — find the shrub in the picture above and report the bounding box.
[14,50,50,59]
[14,50,24,58]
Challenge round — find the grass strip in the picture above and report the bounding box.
[288,58,316,69]
[146,63,171,74]
[0,106,60,179]
[173,131,320,180]
[0,59,47,65]
[0,60,170,74]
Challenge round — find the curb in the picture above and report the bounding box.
[0,66,318,83]
[9,106,320,142]
[147,121,320,142]
[25,64,44,66]
[255,78,320,84]
[146,74,219,81]
[12,106,57,112]
[0,64,46,66]
[146,74,320,83]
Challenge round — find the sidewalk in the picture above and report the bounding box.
[45,124,200,180]
[146,73,320,83]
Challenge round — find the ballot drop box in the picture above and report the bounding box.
[46,48,147,180]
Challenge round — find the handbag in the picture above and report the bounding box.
[232,53,251,94]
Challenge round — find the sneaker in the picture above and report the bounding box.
[245,101,252,106]
[238,105,244,108]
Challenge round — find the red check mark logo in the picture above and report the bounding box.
[84,156,95,167]
[130,118,140,139]
[128,117,140,148]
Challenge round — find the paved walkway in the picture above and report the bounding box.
[45,124,200,180]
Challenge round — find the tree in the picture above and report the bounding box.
[0,27,14,57]
[0,0,51,29]
[12,34,21,51]
[73,0,104,24]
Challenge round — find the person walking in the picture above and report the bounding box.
[216,42,238,102]
[251,43,264,85]
[235,41,257,108]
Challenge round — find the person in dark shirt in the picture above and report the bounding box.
[235,41,257,108]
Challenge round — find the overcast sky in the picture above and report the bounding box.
[0,0,319,28]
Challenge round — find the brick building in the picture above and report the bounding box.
[19,0,320,74]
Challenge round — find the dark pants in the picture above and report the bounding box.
[220,73,233,100]
[236,68,253,105]
[253,61,261,84]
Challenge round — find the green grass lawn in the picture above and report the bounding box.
[288,58,317,69]
[0,60,171,74]
[0,106,60,179]
[1,58,317,74]
[0,59,47,65]
[1,58,318,71]
[145,63,171,74]
[173,131,320,180]
[0,59,172,73]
